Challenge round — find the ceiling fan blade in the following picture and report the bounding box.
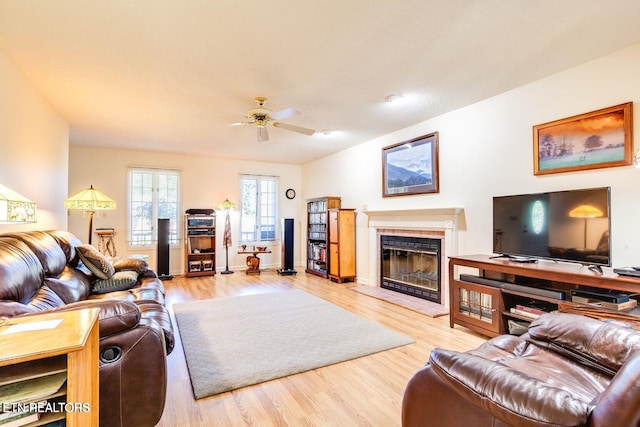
[257,126,269,142]
[229,122,249,126]
[271,107,300,121]
[272,122,315,136]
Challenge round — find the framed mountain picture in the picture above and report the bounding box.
[382,132,439,197]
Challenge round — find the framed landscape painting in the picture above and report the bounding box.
[382,132,439,197]
[533,102,633,175]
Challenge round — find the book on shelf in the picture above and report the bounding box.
[509,307,540,320]
[514,304,547,316]
[0,408,33,422]
[0,411,40,427]
[459,289,469,310]
[469,291,481,318]
[0,372,66,406]
[481,293,492,309]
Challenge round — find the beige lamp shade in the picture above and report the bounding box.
[64,185,117,211]
[0,184,37,223]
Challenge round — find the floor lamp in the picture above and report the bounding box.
[64,185,117,244]
[217,198,236,274]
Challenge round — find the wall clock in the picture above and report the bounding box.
[285,188,296,200]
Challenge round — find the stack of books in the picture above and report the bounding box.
[509,304,547,320]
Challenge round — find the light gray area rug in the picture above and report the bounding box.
[173,290,414,399]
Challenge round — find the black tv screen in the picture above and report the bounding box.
[493,187,611,266]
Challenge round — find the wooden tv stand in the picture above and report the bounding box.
[449,254,640,337]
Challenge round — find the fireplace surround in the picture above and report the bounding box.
[365,208,463,309]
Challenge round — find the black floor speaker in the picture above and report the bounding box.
[277,218,297,275]
[157,218,173,280]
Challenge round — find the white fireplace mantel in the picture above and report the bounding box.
[365,207,463,230]
[364,207,464,309]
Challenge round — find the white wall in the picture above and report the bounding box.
[0,49,69,232]
[68,146,304,275]
[303,42,640,281]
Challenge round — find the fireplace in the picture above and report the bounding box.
[380,235,441,303]
[365,208,463,309]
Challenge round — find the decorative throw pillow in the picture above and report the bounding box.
[76,244,115,280]
[111,257,149,274]
[92,270,139,294]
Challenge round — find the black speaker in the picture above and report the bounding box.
[157,218,173,280]
[277,218,297,275]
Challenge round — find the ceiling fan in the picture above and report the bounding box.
[230,97,316,142]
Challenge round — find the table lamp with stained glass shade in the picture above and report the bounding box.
[0,184,37,224]
[64,185,116,244]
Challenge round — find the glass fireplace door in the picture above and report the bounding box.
[380,235,441,303]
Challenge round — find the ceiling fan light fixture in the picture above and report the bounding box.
[249,109,271,118]
[257,125,269,142]
[232,96,316,141]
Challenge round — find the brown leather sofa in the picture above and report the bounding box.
[402,312,640,427]
[0,230,174,427]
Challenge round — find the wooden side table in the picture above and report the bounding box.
[0,308,100,427]
[238,250,271,275]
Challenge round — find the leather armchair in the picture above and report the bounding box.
[403,312,640,427]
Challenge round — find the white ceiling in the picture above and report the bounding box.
[1,1,640,165]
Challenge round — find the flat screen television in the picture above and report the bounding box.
[493,187,611,266]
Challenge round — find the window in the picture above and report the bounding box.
[128,168,180,246]
[239,175,277,242]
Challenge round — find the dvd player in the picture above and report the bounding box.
[614,267,640,278]
[459,274,566,300]
[570,287,629,304]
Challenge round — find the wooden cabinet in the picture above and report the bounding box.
[306,196,341,278]
[184,213,216,277]
[452,279,503,336]
[0,308,100,427]
[328,208,356,283]
[449,254,640,337]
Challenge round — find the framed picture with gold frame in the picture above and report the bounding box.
[382,132,439,197]
[533,102,633,175]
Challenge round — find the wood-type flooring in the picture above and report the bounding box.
[156,270,486,426]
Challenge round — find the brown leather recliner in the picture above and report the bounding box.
[0,230,174,427]
[402,312,640,427]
